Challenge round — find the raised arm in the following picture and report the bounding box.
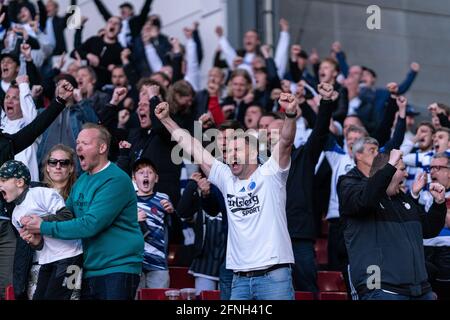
[11,80,73,155]
[338,151,402,217]
[272,93,297,169]
[93,0,112,21]
[381,96,407,153]
[155,102,215,177]
[274,18,290,79]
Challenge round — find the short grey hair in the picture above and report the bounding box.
[352,137,379,160]
[433,152,450,162]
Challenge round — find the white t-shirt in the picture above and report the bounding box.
[208,156,294,272]
[11,187,83,265]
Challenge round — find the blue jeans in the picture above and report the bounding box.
[230,266,294,300]
[291,239,318,292]
[81,272,140,300]
[219,261,234,300]
[361,289,435,300]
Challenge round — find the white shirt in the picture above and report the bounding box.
[419,190,450,247]
[324,143,355,220]
[208,157,294,272]
[0,83,39,181]
[11,187,83,265]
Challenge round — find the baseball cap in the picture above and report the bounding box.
[0,160,31,185]
[406,105,421,117]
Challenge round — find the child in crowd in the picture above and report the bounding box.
[132,158,175,288]
[0,160,83,300]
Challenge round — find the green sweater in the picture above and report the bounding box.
[41,162,144,278]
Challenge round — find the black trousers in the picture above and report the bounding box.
[425,246,450,300]
[0,220,16,299]
[33,254,83,300]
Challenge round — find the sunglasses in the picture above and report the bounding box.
[47,159,71,167]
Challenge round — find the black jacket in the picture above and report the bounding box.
[0,98,66,219]
[337,164,446,297]
[38,0,77,56]
[286,98,335,239]
[116,96,182,204]
[94,0,153,41]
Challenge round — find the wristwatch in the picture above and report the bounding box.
[285,111,297,119]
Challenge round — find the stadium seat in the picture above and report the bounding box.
[295,291,314,300]
[200,290,221,300]
[318,292,348,300]
[315,238,329,266]
[169,267,195,289]
[317,271,347,292]
[5,285,15,300]
[138,288,175,300]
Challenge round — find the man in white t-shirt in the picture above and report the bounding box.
[155,92,300,300]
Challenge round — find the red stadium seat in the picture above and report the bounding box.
[169,267,195,289]
[5,285,15,300]
[317,271,347,292]
[138,288,175,300]
[315,238,328,266]
[295,291,314,300]
[318,292,348,300]
[200,290,221,300]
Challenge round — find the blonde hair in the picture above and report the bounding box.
[227,69,252,97]
[41,144,77,200]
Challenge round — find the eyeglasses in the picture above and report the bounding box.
[47,159,71,168]
[430,165,450,172]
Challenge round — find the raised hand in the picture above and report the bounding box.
[16,75,29,85]
[388,149,403,167]
[118,140,132,149]
[155,102,170,120]
[387,82,399,95]
[279,18,289,32]
[331,41,342,53]
[198,178,211,196]
[412,172,427,196]
[290,44,301,61]
[278,93,297,115]
[429,182,446,204]
[260,44,271,59]
[309,48,320,65]
[190,172,203,183]
[20,43,32,61]
[410,62,420,72]
[207,79,220,97]
[215,26,224,38]
[146,85,160,100]
[318,82,338,100]
[31,85,44,99]
[396,96,407,118]
[110,87,128,105]
[56,80,74,101]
